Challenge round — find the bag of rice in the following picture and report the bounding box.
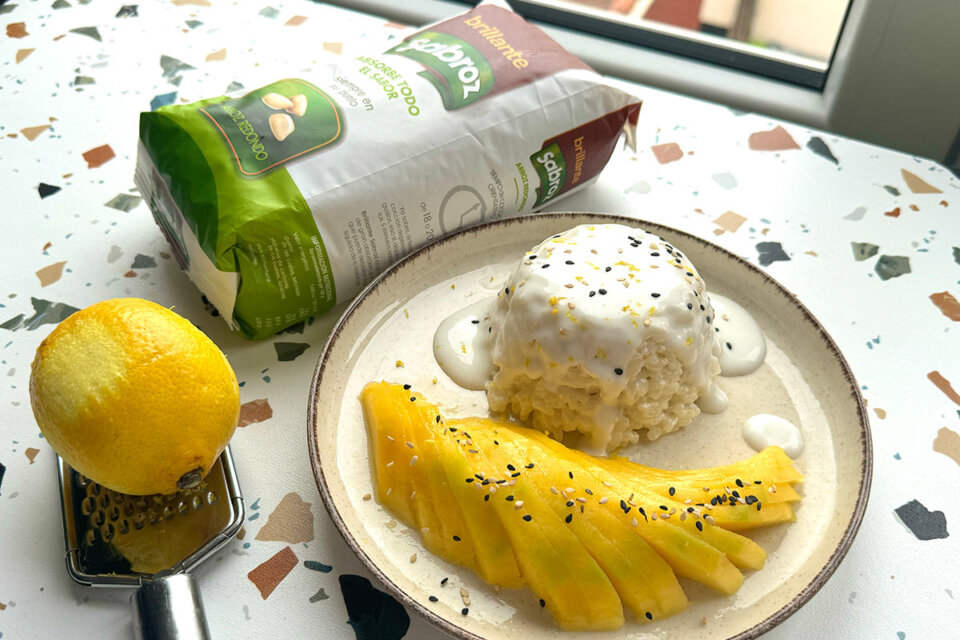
[135,1,641,338]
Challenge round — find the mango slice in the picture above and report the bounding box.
[359,382,805,630]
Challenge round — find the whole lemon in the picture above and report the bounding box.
[29,298,240,495]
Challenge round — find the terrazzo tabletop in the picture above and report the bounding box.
[2,1,959,638]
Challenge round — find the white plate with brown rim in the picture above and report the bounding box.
[308,212,872,640]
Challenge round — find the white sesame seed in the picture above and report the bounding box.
[514,501,525,510]
[684,499,693,504]
[705,515,715,525]
[386,461,395,468]
[661,513,671,520]
[575,497,587,504]
[564,283,574,288]
[421,527,430,535]
[550,487,559,495]
[410,456,418,466]
[362,493,371,501]
[668,507,676,515]
[565,487,576,495]
[598,497,609,504]
[602,481,613,488]
[651,513,658,521]
[631,517,638,527]
[386,435,394,441]
[410,553,417,563]
[489,485,497,494]
[386,488,392,495]
[405,441,414,449]
[702,487,710,492]
[680,511,687,521]
[410,490,416,499]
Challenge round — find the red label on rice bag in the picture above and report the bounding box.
[531,105,641,208]
[387,4,591,110]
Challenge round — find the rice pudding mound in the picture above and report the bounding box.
[486,224,725,452]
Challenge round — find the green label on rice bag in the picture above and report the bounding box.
[200,79,344,176]
[387,32,493,110]
[139,89,338,340]
[530,142,566,208]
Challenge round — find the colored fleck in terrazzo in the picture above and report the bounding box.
[0,0,958,638]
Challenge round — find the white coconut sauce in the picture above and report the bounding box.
[432,299,496,391]
[710,293,766,377]
[743,413,804,458]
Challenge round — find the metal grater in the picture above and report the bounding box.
[58,447,244,639]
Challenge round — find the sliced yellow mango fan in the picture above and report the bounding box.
[360,381,804,631]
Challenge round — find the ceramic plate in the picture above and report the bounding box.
[308,213,872,640]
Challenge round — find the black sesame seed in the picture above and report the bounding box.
[568,471,574,479]
[598,288,607,295]
[465,478,474,483]
[507,464,516,471]
[436,415,441,423]
[481,479,490,486]
[620,499,628,511]
[735,479,744,488]
[614,367,624,375]
[668,487,676,496]
[584,488,593,495]
[745,495,758,505]
[651,292,660,298]
[540,599,546,608]
[757,501,763,511]
[566,500,575,507]
[475,474,484,480]
[453,535,461,541]
[565,260,574,265]
[511,472,521,478]
[605,266,612,272]
[755,480,763,485]
[409,397,416,402]
[659,505,668,511]
[461,607,469,616]
[675,258,681,264]
[686,303,694,310]
[726,342,733,350]
[645,612,653,621]
[696,520,703,531]
[589,291,596,297]
[522,514,532,522]
[687,507,695,513]
[471,319,479,324]
[638,507,647,521]
[565,513,573,523]
[493,440,499,445]
[484,494,490,502]
[504,287,510,294]
[441,577,449,586]
[506,495,515,501]
[529,255,537,259]
[488,327,492,333]
[731,490,741,499]
[700,304,705,311]
[526,463,534,469]
[650,252,660,257]
[541,264,550,269]
[403,384,411,390]
[580,505,584,513]
[686,271,694,277]
[429,595,439,602]
[706,317,712,323]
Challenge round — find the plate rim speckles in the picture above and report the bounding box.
[307,212,873,640]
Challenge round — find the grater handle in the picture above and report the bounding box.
[131,573,212,640]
